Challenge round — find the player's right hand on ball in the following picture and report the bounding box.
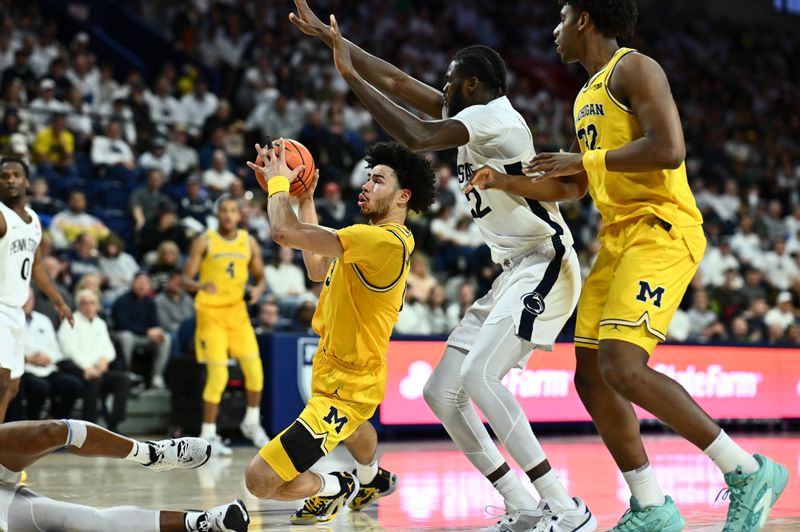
[289,0,328,37]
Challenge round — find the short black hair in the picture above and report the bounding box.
[0,156,30,179]
[364,142,436,214]
[452,45,508,96]
[561,0,638,39]
[214,194,239,214]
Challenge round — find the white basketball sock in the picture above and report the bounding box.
[125,440,154,465]
[243,406,260,426]
[200,423,217,440]
[356,458,378,484]
[315,473,342,497]
[532,469,576,510]
[493,470,537,511]
[622,463,665,508]
[704,429,760,474]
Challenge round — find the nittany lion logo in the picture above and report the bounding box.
[521,291,545,315]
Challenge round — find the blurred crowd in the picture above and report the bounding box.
[0,1,798,425]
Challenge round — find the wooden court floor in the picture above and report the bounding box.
[25,433,800,530]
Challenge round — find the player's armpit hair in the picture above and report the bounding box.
[561,0,638,39]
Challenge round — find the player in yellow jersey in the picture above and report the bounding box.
[243,140,435,525]
[182,196,268,456]
[473,2,788,530]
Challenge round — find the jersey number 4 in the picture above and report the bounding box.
[577,123,599,150]
[458,163,492,219]
[225,261,235,279]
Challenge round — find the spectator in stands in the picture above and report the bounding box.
[764,291,797,339]
[315,182,353,229]
[254,299,281,335]
[67,232,102,285]
[290,300,317,334]
[729,216,762,267]
[95,61,120,111]
[66,52,99,105]
[687,289,726,342]
[728,317,755,344]
[90,120,135,172]
[155,269,194,354]
[148,240,182,292]
[28,78,67,132]
[99,93,137,146]
[27,177,64,217]
[406,254,437,304]
[180,77,218,138]
[246,93,304,142]
[64,85,94,147]
[178,175,213,230]
[166,124,198,180]
[711,268,748,325]
[33,256,74,328]
[138,138,173,178]
[99,233,139,304]
[59,288,129,431]
[32,112,74,173]
[21,289,82,420]
[700,239,740,287]
[202,149,236,199]
[112,272,171,389]
[264,246,307,300]
[740,267,768,305]
[667,307,691,342]
[50,191,109,248]
[743,298,770,343]
[228,177,245,200]
[131,168,172,232]
[447,282,475,327]
[0,108,28,153]
[426,284,452,335]
[241,198,270,245]
[396,289,432,335]
[760,237,800,291]
[761,200,788,242]
[0,49,35,96]
[148,76,183,134]
[200,99,238,145]
[138,201,188,256]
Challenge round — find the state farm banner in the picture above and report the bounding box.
[381,342,800,424]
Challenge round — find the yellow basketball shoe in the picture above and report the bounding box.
[348,467,398,511]
[290,472,359,525]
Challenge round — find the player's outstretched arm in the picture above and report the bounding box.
[248,142,345,259]
[31,246,74,326]
[247,236,266,304]
[290,0,443,118]
[527,54,685,179]
[328,15,468,151]
[294,169,334,281]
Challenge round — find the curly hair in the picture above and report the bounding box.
[452,45,508,96]
[561,0,638,39]
[364,142,436,214]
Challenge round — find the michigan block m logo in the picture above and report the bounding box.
[636,281,665,308]
[323,406,348,434]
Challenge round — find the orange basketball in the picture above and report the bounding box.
[279,139,316,197]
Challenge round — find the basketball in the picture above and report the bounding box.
[254,139,316,197]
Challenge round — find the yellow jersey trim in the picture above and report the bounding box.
[350,229,408,292]
[604,49,636,114]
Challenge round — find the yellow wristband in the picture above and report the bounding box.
[582,149,608,174]
[267,175,291,197]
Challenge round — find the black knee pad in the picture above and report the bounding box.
[280,420,325,473]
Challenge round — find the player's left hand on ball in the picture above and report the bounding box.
[525,150,583,181]
[465,166,502,193]
[247,140,305,193]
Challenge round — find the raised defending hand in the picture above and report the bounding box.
[329,15,354,78]
[289,0,329,38]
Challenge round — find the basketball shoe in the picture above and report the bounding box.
[144,437,211,472]
[721,454,789,531]
[348,466,398,511]
[192,499,250,531]
[610,495,685,532]
[290,471,359,525]
[208,434,233,457]
[530,498,597,532]
[239,420,270,448]
[484,507,544,532]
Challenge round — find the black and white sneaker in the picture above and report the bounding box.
[195,499,250,532]
[144,437,211,472]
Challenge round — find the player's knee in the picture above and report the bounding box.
[239,356,264,393]
[203,365,228,403]
[423,375,446,411]
[245,456,279,499]
[39,419,69,446]
[459,357,488,397]
[597,351,643,396]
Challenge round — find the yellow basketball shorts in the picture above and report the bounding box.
[195,302,259,363]
[575,216,706,354]
[259,351,385,481]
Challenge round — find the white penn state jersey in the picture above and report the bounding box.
[449,96,573,263]
[0,202,41,308]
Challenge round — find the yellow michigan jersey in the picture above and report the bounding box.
[573,47,706,354]
[259,222,414,481]
[196,229,251,307]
